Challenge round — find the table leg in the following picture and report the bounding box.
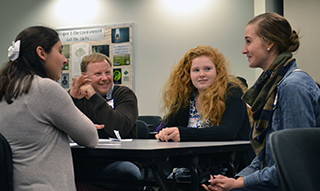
[152,164,174,191]
[190,166,199,191]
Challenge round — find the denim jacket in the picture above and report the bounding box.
[236,61,320,187]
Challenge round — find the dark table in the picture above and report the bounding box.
[71,139,251,191]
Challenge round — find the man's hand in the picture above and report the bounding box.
[70,74,92,99]
[80,84,96,100]
[155,127,180,142]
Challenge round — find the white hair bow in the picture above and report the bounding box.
[8,40,21,61]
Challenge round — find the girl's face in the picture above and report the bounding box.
[190,55,217,94]
[43,40,67,81]
[242,23,271,71]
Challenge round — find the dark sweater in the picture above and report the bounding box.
[164,85,250,141]
[72,85,138,139]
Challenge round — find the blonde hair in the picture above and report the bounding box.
[81,52,112,72]
[161,45,239,126]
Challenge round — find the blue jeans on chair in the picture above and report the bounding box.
[100,161,142,190]
[100,161,142,180]
[74,160,142,191]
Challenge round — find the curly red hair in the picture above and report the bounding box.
[161,45,240,126]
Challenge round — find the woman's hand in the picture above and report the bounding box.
[202,175,244,191]
[95,124,105,129]
[202,175,225,191]
[155,127,180,142]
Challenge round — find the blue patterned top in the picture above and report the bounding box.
[187,94,210,129]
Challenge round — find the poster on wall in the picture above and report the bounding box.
[57,24,134,90]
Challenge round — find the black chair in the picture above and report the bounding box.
[270,128,320,191]
[136,120,149,139]
[137,115,163,132]
[0,132,14,191]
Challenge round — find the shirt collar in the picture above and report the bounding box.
[104,83,114,100]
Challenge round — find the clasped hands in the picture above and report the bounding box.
[155,127,180,142]
[202,175,244,191]
[70,74,104,130]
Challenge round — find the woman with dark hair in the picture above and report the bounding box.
[0,26,99,191]
[203,12,320,191]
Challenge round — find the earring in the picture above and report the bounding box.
[267,48,270,51]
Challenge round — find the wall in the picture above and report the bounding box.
[284,0,320,84]
[0,0,255,116]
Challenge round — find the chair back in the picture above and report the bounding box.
[137,115,163,132]
[270,128,320,191]
[0,132,14,191]
[136,120,149,139]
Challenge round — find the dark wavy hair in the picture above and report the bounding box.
[0,26,59,104]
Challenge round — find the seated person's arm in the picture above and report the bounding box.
[89,86,138,138]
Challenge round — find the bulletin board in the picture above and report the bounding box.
[57,23,134,90]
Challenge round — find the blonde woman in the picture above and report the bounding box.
[204,12,320,191]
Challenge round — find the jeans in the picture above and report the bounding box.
[74,160,142,190]
[100,161,142,180]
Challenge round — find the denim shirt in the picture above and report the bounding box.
[236,61,320,187]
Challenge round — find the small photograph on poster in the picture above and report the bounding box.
[62,45,70,59]
[113,54,130,66]
[62,59,69,70]
[113,68,122,84]
[111,27,129,43]
[61,73,69,89]
[92,44,110,57]
[122,68,131,85]
[72,43,89,76]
